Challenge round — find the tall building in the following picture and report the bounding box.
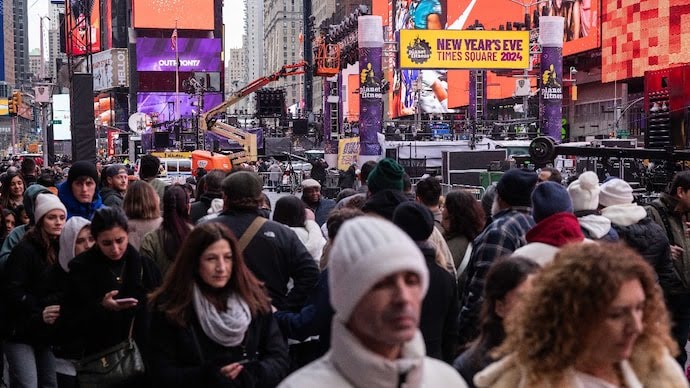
[243,0,264,114]
[226,48,250,115]
[29,49,41,80]
[48,2,67,84]
[13,0,30,88]
[310,0,336,115]
[263,0,303,111]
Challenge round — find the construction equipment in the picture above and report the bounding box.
[199,62,308,166]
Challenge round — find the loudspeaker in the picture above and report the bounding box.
[70,73,96,162]
[154,132,169,149]
[293,119,308,135]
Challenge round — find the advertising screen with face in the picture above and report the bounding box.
[133,0,214,30]
[136,38,223,72]
[376,0,600,116]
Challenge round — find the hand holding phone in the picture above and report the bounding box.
[114,298,138,305]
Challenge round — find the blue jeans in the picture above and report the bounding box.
[665,293,690,367]
[4,341,57,388]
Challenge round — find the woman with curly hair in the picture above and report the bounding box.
[442,190,485,276]
[474,242,686,388]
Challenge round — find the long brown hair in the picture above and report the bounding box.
[149,222,271,327]
[24,216,60,265]
[123,180,160,220]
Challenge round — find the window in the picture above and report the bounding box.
[179,161,192,173]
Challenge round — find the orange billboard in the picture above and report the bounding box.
[602,0,690,83]
[133,0,214,30]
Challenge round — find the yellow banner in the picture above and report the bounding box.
[0,98,7,116]
[337,137,360,171]
[150,151,192,159]
[400,30,530,70]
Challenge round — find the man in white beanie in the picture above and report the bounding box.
[279,217,467,388]
[567,171,618,241]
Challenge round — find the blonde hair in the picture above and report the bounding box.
[123,180,160,220]
[499,242,675,383]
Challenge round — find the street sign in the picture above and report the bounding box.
[52,120,62,125]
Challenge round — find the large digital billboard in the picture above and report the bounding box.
[53,94,72,141]
[133,0,214,30]
[65,0,101,55]
[136,38,222,72]
[378,0,600,117]
[601,0,689,83]
[137,92,223,120]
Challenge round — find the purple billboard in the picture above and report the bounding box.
[137,92,223,121]
[136,37,222,72]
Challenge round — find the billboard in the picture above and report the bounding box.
[399,30,529,69]
[602,0,690,83]
[93,49,130,91]
[53,94,72,141]
[65,0,101,55]
[136,38,222,72]
[133,0,214,30]
[136,92,223,120]
[380,0,600,117]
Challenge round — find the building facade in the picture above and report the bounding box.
[226,48,251,115]
[48,2,67,85]
[13,0,30,88]
[310,0,336,115]
[263,0,303,111]
[243,0,264,114]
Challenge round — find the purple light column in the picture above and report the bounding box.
[539,16,565,142]
[358,16,384,163]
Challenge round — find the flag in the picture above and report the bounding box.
[171,28,178,51]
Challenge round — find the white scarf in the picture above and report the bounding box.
[192,284,251,347]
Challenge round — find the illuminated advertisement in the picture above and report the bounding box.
[380,0,600,117]
[136,38,222,72]
[133,0,214,30]
[400,30,529,69]
[65,0,101,55]
[53,94,72,141]
[602,0,690,83]
[137,92,223,120]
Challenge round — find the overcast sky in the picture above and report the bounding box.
[28,0,245,57]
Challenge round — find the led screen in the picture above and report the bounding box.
[136,38,222,72]
[136,92,223,121]
[65,0,101,55]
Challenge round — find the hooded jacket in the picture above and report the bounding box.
[512,212,585,266]
[474,349,686,388]
[99,186,124,208]
[57,180,103,220]
[0,184,53,270]
[278,321,467,388]
[57,216,91,273]
[190,192,222,224]
[647,194,690,291]
[576,212,618,241]
[603,203,683,294]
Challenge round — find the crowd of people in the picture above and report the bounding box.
[0,153,688,387]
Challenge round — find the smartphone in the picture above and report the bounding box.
[237,359,253,366]
[114,298,138,304]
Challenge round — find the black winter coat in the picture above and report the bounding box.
[148,308,289,388]
[3,234,61,344]
[209,210,319,312]
[60,244,161,358]
[419,245,459,363]
[613,217,684,293]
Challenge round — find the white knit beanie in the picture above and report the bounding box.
[34,193,67,223]
[328,216,429,323]
[567,171,600,211]
[599,178,634,207]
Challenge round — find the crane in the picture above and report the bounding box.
[198,61,308,165]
